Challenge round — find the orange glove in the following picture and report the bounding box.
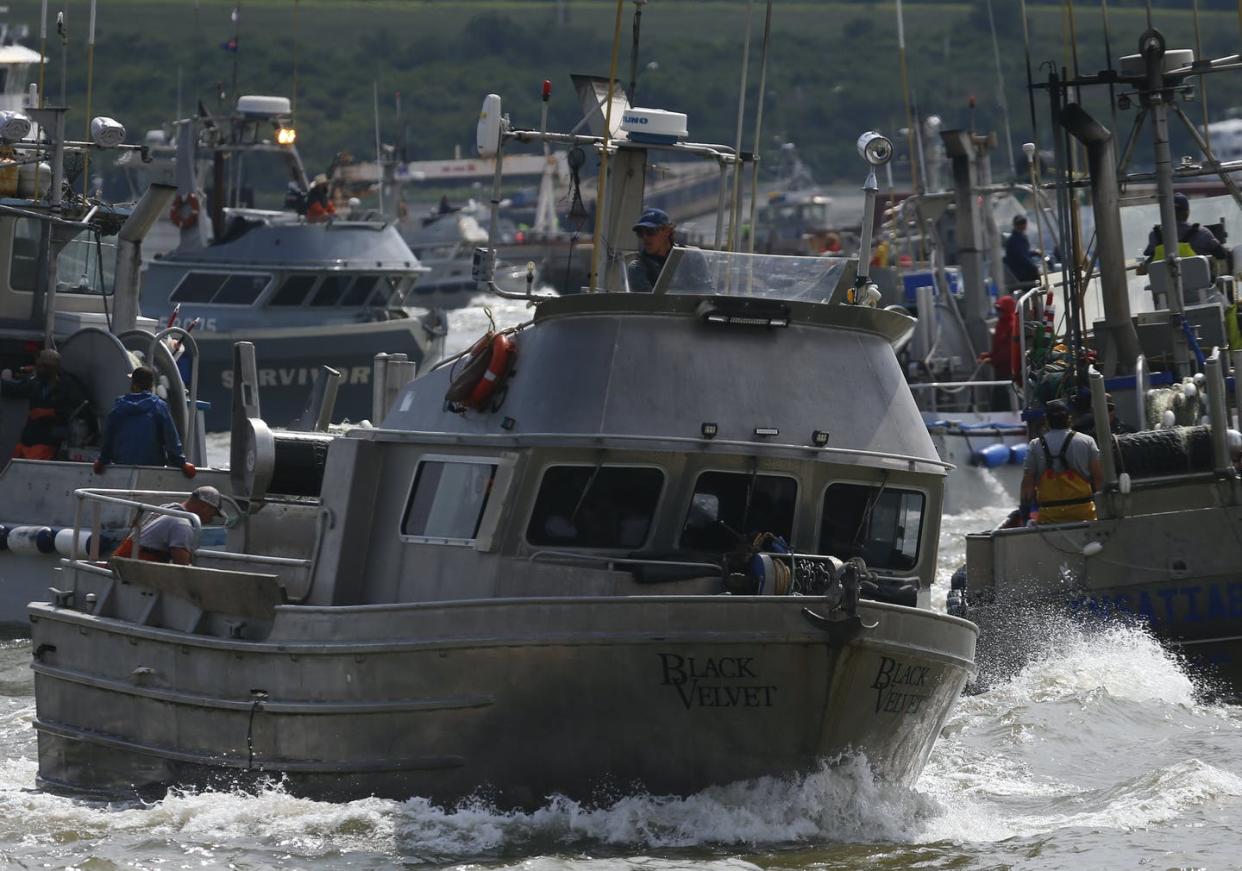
[27,407,56,421]
[182,462,197,478]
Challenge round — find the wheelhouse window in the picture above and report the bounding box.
[340,274,379,306]
[169,271,227,303]
[401,460,498,542]
[9,218,40,290]
[309,274,348,306]
[680,471,797,552]
[10,221,117,295]
[820,484,924,571]
[268,274,318,306]
[526,465,663,549]
[212,273,271,305]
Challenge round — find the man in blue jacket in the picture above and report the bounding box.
[94,366,196,476]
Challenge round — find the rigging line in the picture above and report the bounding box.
[985,0,1016,177]
[895,0,922,195]
[1020,0,1040,157]
[1193,0,1210,157]
[588,0,626,292]
[1101,0,1120,164]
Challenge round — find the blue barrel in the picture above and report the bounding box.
[1009,442,1029,465]
[972,443,1011,468]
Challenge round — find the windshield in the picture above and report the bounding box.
[661,250,848,303]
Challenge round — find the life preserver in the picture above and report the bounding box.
[466,333,515,409]
[169,192,201,229]
[444,332,515,410]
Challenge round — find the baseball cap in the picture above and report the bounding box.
[1045,399,1069,416]
[1174,192,1189,210]
[633,207,671,231]
[191,485,223,517]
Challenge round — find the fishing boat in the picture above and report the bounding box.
[28,68,976,805]
[0,84,240,629]
[951,25,1242,696]
[137,95,446,430]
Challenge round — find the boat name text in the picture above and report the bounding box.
[221,366,372,390]
[871,656,931,715]
[658,653,777,709]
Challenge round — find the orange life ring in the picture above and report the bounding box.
[444,332,515,410]
[466,333,515,408]
[170,192,200,229]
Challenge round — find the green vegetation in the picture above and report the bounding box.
[7,0,1242,187]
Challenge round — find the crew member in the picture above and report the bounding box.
[306,174,336,223]
[1139,192,1230,273]
[626,208,711,292]
[1004,215,1041,288]
[94,366,196,475]
[0,348,91,460]
[977,295,1021,409]
[114,485,223,565]
[1020,399,1104,524]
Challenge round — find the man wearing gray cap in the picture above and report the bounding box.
[0,348,91,460]
[114,485,224,565]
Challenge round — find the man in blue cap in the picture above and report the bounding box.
[626,207,712,292]
[1139,192,1229,273]
[627,207,677,292]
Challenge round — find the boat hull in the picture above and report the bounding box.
[960,504,1242,695]
[186,316,445,431]
[31,596,975,806]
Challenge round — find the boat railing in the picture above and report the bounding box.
[67,487,309,577]
[529,550,722,573]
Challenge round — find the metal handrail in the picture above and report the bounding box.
[529,549,721,573]
[362,429,954,472]
[908,380,1015,390]
[71,488,202,565]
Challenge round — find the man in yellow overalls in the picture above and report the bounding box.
[1020,399,1104,524]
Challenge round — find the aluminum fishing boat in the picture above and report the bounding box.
[29,83,975,807]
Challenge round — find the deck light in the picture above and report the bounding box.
[701,422,718,439]
[754,427,779,438]
[276,127,297,145]
[812,430,830,447]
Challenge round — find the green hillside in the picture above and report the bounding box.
[6,0,1242,188]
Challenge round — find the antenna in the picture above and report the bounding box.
[81,0,96,198]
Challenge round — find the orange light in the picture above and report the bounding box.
[276,127,297,145]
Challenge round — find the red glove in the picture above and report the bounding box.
[182,462,197,478]
[92,459,105,474]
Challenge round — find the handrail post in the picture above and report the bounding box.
[1089,366,1117,491]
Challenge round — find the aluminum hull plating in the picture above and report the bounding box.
[961,495,1242,694]
[31,596,975,806]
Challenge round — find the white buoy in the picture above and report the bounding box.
[54,528,91,559]
[1162,410,1176,428]
[1118,472,1132,495]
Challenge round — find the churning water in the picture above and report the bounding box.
[9,302,1242,869]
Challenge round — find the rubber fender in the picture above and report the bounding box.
[973,443,1010,468]
[1009,442,1029,465]
[53,528,92,559]
[36,527,60,554]
[0,525,8,551]
[5,526,52,555]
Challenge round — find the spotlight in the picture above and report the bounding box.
[701,422,718,440]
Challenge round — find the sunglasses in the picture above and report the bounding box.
[635,226,665,238]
